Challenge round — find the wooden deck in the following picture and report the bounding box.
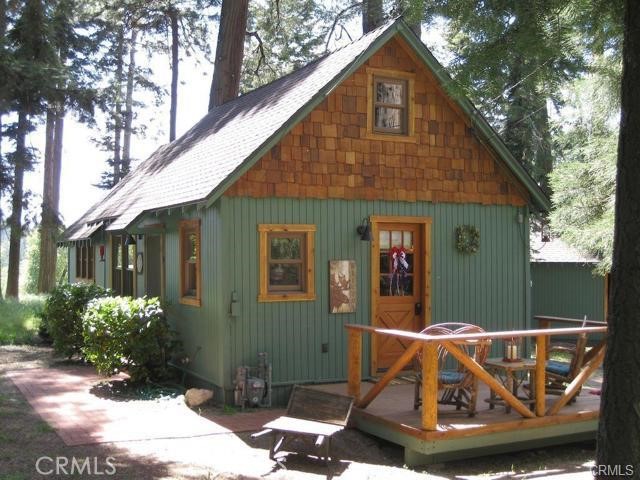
[313,375,602,465]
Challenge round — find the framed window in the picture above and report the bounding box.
[75,243,94,280]
[366,68,415,141]
[259,224,316,302]
[374,78,407,134]
[180,219,201,306]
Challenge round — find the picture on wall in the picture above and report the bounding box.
[329,260,356,313]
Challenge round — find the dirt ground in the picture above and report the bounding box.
[0,345,597,479]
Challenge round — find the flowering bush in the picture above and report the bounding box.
[82,296,176,383]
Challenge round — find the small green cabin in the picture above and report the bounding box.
[531,236,607,324]
[61,20,549,404]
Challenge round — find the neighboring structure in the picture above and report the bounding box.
[531,235,607,323]
[61,19,549,404]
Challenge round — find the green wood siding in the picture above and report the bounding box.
[531,263,605,321]
[68,246,76,281]
[162,207,227,390]
[219,197,530,390]
[94,232,108,288]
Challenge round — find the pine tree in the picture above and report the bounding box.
[596,0,640,469]
[209,0,249,109]
[5,0,60,298]
[426,0,584,192]
[37,0,98,293]
[241,0,329,92]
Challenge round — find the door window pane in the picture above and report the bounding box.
[403,231,413,249]
[379,230,390,249]
[391,231,402,247]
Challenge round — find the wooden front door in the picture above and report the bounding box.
[372,218,430,373]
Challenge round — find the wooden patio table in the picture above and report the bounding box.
[484,357,536,414]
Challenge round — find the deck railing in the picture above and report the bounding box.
[345,319,608,431]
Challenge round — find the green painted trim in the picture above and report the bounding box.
[204,23,403,209]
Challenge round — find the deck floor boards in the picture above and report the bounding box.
[312,376,602,440]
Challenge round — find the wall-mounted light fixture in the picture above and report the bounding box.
[356,218,372,241]
[99,245,106,262]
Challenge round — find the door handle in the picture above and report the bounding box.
[415,302,422,315]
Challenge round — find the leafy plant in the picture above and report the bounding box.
[40,283,110,358]
[0,295,45,345]
[82,297,176,383]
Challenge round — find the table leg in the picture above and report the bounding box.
[529,371,536,411]
[506,373,514,414]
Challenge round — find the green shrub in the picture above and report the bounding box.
[40,283,110,358]
[82,296,175,383]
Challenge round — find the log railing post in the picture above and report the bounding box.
[535,334,546,417]
[347,328,362,403]
[422,341,438,431]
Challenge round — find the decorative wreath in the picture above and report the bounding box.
[455,225,480,254]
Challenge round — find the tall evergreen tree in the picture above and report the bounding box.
[37,0,97,293]
[596,0,640,470]
[426,1,584,192]
[362,0,384,33]
[241,0,329,92]
[5,0,59,298]
[209,0,249,109]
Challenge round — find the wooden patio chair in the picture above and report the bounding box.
[545,331,588,400]
[413,322,492,417]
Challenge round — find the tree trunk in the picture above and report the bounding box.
[6,110,28,299]
[169,7,178,142]
[503,56,527,165]
[113,26,125,185]
[596,0,640,473]
[37,104,64,293]
[122,27,137,177]
[0,111,3,300]
[208,0,249,110]
[362,0,384,34]
[0,0,6,300]
[534,101,553,195]
[395,0,422,38]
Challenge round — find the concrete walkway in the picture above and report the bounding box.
[7,365,283,446]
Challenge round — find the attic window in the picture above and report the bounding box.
[374,78,407,134]
[366,68,416,141]
[258,224,316,302]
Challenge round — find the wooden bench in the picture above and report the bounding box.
[251,385,354,469]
